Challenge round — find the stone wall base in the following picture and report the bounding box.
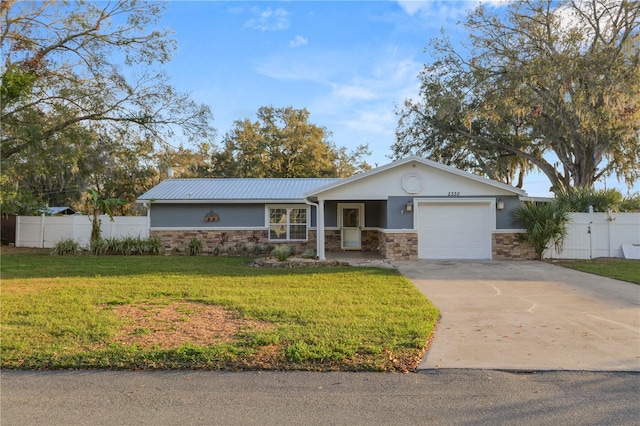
[151,229,315,255]
[151,229,536,261]
[380,232,418,260]
[492,232,537,260]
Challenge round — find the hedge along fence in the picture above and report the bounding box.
[543,212,640,259]
[15,215,149,249]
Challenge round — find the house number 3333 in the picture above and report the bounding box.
[448,192,461,197]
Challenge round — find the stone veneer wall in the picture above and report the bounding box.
[492,232,537,260]
[380,232,418,260]
[151,229,316,254]
[152,229,535,260]
[324,230,341,252]
[151,228,386,256]
[361,230,381,252]
[323,229,382,252]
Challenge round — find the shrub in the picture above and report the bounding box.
[186,237,203,256]
[236,242,249,255]
[273,244,292,261]
[52,239,82,256]
[102,237,122,255]
[120,237,140,255]
[144,236,162,255]
[90,238,108,255]
[300,248,316,259]
[620,194,640,212]
[88,236,162,256]
[513,201,570,260]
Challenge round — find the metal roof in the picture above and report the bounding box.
[41,206,77,215]
[137,178,343,203]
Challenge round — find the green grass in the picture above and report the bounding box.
[555,258,640,284]
[0,254,438,371]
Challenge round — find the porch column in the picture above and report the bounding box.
[317,199,326,260]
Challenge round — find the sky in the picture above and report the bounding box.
[157,0,639,197]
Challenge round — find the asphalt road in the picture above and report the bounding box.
[2,370,639,425]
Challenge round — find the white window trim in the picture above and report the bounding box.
[266,204,309,242]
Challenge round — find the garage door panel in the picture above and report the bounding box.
[417,202,491,260]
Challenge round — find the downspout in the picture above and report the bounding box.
[305,198,325,260]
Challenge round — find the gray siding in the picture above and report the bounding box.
[151,204,265,228]
[496,196,523,230]
[387,196,414,229]
[324,202,338,227]
[364,200,387,228]
[150,196,523,230]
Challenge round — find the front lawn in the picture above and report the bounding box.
[0,253,438,372]
[555,258,640,284]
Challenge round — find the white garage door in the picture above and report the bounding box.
[417,201,492,260]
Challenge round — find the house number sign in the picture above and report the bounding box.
[448,192,461,197]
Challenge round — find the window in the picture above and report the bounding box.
[269,207,308,241]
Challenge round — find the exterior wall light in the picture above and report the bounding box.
[406,202,413,212]
[496,199,505,210]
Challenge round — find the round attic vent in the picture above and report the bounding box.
[402,172,423,194]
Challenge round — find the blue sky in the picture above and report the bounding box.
[158,0,638,197]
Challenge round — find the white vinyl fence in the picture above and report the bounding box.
[544,212,640,259]
[15,215,149,248]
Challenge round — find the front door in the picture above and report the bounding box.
[339,203,363,250]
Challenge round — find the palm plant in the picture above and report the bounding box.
[619,194,640,212]
[554,187,623,212]
[513,201,571,260]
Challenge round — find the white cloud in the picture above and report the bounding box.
[244,7,289,31]
[395,0,506,21]
[344,107,397,135]
[289,35,308,48]
[396,0,431,16]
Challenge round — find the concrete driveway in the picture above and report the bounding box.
[393,260,640,371]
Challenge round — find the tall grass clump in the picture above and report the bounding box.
[52,239,82,255]
[90,236,163,255]
[300,248,316,259]
[273,244,292,261]
[144,236,162,255]
[186,237,203,256]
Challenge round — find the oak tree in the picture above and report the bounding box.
[212,106,370,178]
[1,0,215,214]
[394,0,640,190]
